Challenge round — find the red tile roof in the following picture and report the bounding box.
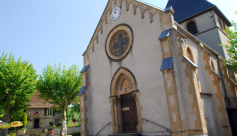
[28,90,54,108]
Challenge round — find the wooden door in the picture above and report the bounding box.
[121,93,138,133]
[227,109,237,136]
[34,119,39,128]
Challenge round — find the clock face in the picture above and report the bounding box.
[111,7,121,20]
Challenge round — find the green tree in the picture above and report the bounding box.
[0,52,37,136]
[66,107,74,122]
[221,11,237,68]
[71,99,80,113]
[71,100,80,126]
[0,108,4,120]
[10,112,27,128]
[37,64,82,136]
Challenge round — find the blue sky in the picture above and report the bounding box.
[0,0,236,75]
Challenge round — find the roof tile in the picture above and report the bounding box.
[166,0,214,22]
[28,90,54,108]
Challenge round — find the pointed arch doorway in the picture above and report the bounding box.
[110,68,142,134]
[121,93,138,133]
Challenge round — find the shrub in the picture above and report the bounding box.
[22,112,27,127]
[0,114,4,120]
[76,121,81,127]
[72,131,81,136]
[52,125,56,128]
[56,121,61,127]
[37,130,42,136]
[7,133,15,136]
[21,127,27,130]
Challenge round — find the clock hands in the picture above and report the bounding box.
[111,7,120,20]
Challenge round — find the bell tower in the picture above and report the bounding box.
[166,0,231,59]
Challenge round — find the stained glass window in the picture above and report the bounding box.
[110,31,130,56]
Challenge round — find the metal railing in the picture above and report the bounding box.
[95,122,111,136]
[142,118,171,132]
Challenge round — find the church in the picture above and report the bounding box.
[79,0,237,135]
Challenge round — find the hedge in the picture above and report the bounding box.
[72,131,81,136]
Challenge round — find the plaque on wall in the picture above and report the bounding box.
[122,107,130,111]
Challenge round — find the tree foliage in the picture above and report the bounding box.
[22,112,27,127]
[10,112,27,127]
[71,100,80,113]
[68,100,81,126]
[67,106,80,125]
[221,11,237,68]
[8,112,28,129]
[37,64,82,136]
[0,52,37,136]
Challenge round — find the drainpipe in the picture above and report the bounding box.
[216,55,231,107]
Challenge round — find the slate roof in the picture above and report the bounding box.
[158,29,171,40]
[160,57,173,71]
[81,65,90,73]
[78,86,87,95]
[166,0,231,26]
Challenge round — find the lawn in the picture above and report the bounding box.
[67,122,80,127]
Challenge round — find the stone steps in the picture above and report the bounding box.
[24,129,44,135]
[108,133,141,136]
[107,132,171,136]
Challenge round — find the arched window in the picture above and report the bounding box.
[218,18,224,30]
[187,47,194,62]
[187,21,198,34]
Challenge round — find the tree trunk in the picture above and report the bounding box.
[60,105,67,136]
[1,102,11,136]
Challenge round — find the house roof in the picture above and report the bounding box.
[28,90,54,109]
[166,0,231,26]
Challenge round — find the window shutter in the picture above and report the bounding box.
[44,108,47,116]
[53,110,55,116]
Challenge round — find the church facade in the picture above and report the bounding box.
[79,0,237,136]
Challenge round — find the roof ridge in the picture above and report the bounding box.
[135,0,164,11]
[166,0,215,22]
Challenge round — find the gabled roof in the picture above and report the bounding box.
[166,0,231,26]
[28,90,54,108]
[84,0,167,56]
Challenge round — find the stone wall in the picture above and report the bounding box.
[26,108,61,129]
[17,127,81,136]
[53,127,81,135]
